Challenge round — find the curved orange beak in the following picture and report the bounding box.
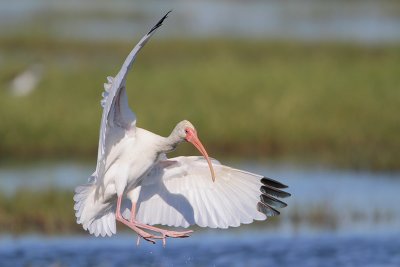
[185,128,216,182]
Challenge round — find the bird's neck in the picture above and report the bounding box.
[161,133,183,154]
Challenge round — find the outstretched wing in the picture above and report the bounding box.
[131,156,290,228]
[94,11,171,182]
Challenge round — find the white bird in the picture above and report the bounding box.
[9,63,43,97]
[74,11,290,246]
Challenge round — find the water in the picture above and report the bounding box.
[1,233,400,267]
[0,161,400,266]
[0,162,92,194]
[1,161,400,232]
[1,0,400,43]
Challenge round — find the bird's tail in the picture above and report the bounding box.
[73,174,117,237]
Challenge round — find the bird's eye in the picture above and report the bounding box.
[184,129,188,134]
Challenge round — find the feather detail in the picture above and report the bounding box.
[100,76,114,108]
[129,156,290,228]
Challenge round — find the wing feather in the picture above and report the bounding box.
[133,156,290,228]
[93,12,170,183]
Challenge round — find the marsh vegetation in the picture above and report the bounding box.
[1,37,399,170]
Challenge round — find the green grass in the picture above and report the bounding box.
[0,189,81,234]
[1,37,399,170]
[0,189,395,235]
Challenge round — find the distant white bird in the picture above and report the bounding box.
[74,11,290,246]
[9,63,43,97]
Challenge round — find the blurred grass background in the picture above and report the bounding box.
[1,37,399,170]
[0,189,79,234]
[1,0,400,235]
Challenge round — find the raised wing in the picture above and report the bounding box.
[130,156,290,228]
[94,11,171,182]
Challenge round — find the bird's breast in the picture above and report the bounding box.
[102,128,163,191]
[122,132,162,184]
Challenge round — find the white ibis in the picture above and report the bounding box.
[9,63,43,97]
[74,11,290,246]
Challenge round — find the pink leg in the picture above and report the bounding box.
[128,203,142,246]
[115,196,161,244]
[129,201,193,247]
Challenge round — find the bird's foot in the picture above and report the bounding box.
[160,230,193,247]
[132,228,161,245]
[133,222,193,247]
[116,215,162,244]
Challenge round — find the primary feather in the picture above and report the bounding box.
[123,156,290,229]
[94,11,171,184]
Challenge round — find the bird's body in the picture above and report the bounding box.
[74,12,290,245]
[102,128,163,194]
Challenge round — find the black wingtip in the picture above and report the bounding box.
[257,202,280,217]
[148,10,172,35]
[260,185,291,198]
[261,177,288,189]
[260,194,288,209]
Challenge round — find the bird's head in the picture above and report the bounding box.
[173,120,196,141]
[173,120,216,182]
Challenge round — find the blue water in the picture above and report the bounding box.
[1,161,400,233]
[1,232,400,267]
[1,162,400,266]
[0,0,400,43]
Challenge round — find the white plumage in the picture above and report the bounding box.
[127,156,289,229]
[74,11,290,244]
